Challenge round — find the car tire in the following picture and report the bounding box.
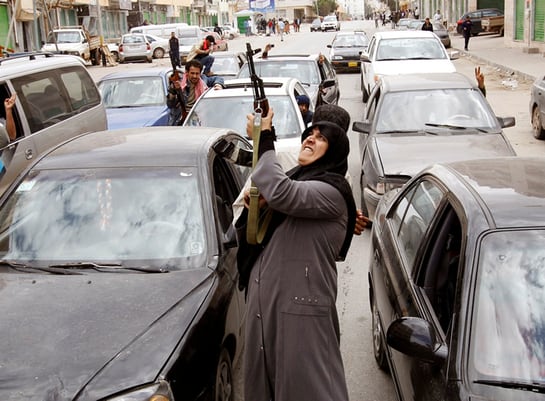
[532,106,545,140]
[371,296,389,372]
[110,51,119,62]
[153,48,165,59]
[215,348,234,401]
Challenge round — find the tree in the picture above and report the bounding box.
[317,0,337,16]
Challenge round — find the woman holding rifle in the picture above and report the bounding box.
[240,104,368,401]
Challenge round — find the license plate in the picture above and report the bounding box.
[348,61,358,67]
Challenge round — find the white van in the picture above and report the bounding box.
[0,53,107,195]
[130,23,189,39]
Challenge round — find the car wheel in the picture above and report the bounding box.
[110,51,119,62]
[215,348,234,401]
[371,296,389,372]
[153,48,164,59]
[532,106,545,140]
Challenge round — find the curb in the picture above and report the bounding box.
[452,47,537,83]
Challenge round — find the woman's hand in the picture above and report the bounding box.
[354,209,371,235]
[246,107,274,139]
[243,188,268,209]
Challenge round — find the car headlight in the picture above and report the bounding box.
[332,55,342,60]
[106,381,173,401]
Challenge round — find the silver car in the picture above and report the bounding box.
[530,74,545,140]
[118,33,152,63]
[354,72,516,220]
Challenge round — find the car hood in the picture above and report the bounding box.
[374,133,515,176]
[374,59,456,75]
[106,106,168,130]
[0,268,214,401]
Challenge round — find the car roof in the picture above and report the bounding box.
[372,30,439,39]
[33,127,240,170]
[0,53,86,78]
[200,77,298,97]
[378,72,476,92]
[438,157,545,228]
[251,54,321,61]
[98,67,172,81]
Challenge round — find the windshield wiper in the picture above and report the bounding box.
[48,261,168,273]
[0,259,82,275]
[425,123,488,133]
[475,379,545,393]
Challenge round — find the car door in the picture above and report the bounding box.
[360,36,377,101]
[376,177,465,401]
[317,57,339,105]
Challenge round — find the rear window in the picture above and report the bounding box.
[11,66,101,134]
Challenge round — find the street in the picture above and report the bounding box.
[86,20,542,401]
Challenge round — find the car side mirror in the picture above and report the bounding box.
[360,52,370,62]
[497,116,516,128]
[448,50,459,60]
[0,125,10,148]
[320,78,336,89]
[386,317,447,364]
[352,121,371,134]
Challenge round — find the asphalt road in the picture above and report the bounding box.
[86,20,542,400]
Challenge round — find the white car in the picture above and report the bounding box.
[321,15,340,31]
[360,30,458,102]
[222,25,240,39]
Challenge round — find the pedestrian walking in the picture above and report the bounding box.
[462,15,473,50]
[433,9,442,22]
[168,31,180,71]
[239,103,367,401]
[278,18,285,41]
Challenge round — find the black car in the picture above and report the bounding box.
[370,157,545,401]
[456,8,503,35]
[237,53,340,107]
[327,31,370,73]
[0,127,250,401]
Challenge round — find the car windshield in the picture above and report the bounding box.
[212,57,240,75]
[0,168,206,269]
[324,16,337,22]
[376,89,498,132]
[376,38,446,60]
[333,34,368,47]
[470,230,545,384]
[98,77,165,108]
[185,94,301,138]
[49,31,81,44]
[238,61,320,85]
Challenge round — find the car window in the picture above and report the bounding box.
[12,66,101,134]
[391,179,444,269]
[375,88,499,132]
[99,76,165,107]
[471,229,545,383]
[238,61,321,85]
[418,206,463,334]
[186,94,302,138]
[0,167,206,267]
[376,38,446,60]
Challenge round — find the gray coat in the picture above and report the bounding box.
[244,151,350,401]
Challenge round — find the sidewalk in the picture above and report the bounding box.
[449,32,544,82]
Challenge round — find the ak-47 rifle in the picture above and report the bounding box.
[246,42,273,245]
[169,69,188,125]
